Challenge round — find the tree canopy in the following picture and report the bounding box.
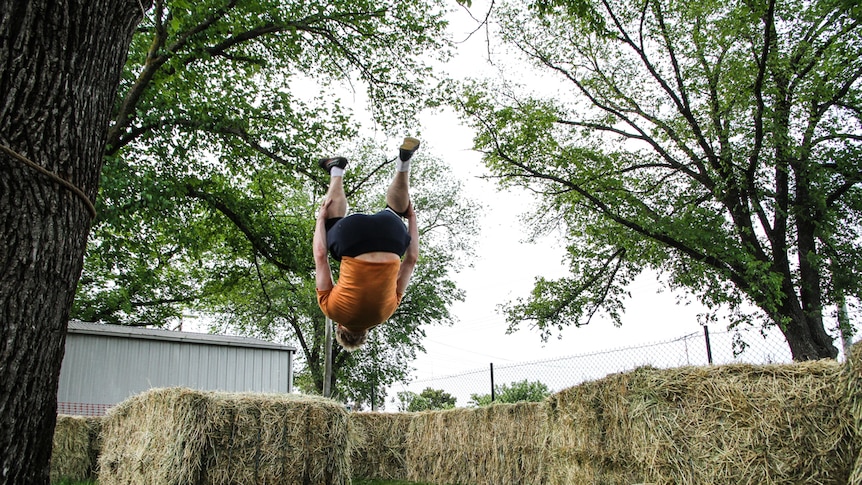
[397,387,457,411]
[469,379,551,406]
[71,0,479,405]
[456,0,862,360]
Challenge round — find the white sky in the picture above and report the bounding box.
[398,2,713,384]
[387,2,852,407]
[186,2,843,404]
[410,108,707,380]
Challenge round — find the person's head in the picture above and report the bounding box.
[335,324,368,351]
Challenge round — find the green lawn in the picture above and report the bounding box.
[57,479,428,485]
[353,480,432,485]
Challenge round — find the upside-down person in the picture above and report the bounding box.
[313,137,421,351]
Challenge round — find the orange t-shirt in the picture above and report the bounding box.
[316,256,403,332]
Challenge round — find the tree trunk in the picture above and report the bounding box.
[0,2,147,483]
[774,277,838,361]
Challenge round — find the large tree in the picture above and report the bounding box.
[457,0,861,360]
[0,1,150,482]
[71,0,476,404]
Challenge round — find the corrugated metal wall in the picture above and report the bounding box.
[58,324,295,415]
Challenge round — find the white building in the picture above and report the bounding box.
[58,321,296,415]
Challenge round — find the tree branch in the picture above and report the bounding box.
[184,183,303,273]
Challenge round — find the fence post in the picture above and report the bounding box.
[839,298,853,357]
[371,334,377,411]
[490,363,495,402]
[324,316,333,397]
[703,325,713,364]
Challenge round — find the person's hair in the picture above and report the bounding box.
[335,325,368,351]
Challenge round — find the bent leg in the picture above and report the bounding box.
[326,175,348,218]
[386,137,419,214]
[386,170,410,214]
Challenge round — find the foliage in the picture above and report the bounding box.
[397,387,457,411]
[455,0,862,360]
[208,153,478,408]
[76,0,453,323]
[468,379,550,406]
[72,0,479,405]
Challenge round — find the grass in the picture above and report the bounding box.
[56,479,427,485]
[352,480,431,485]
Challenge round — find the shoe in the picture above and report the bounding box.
[399,137,421,162]
[318,156,348,174]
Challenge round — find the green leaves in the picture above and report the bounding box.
[75,0,479,402]
[398,387,457,411]
[529,0,610,36]
[468,379,550,407]
[456,0,861,359]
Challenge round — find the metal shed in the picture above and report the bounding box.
[58,321,296,416]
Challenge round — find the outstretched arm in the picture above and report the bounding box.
[396,203,419,295]
[314,200,334,292]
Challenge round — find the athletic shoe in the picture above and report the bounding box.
[318,156,348,174]
[399,137,421,162]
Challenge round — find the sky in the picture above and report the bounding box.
[391,2,717,387]
[183,1,840,404]
[380,2,853,408]
[406,110,708,377]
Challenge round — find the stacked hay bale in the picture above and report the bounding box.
[406,401,549,485]
[841,343,862,484]
[56,346,862,484]
[546,362,857,484]
[51,414,102,483]
[545,370,639,484]
[98,387,352,485]
[350,412,414,480]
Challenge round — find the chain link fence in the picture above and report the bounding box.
[390,325,851,409]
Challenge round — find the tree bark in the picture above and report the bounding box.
[0,1,147,483]
[774,275,838,361]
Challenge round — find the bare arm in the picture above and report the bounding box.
[396,203,419,295]
[313,200,334,292]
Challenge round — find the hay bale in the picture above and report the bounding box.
[840,341,862,484]
[98,387,212,484]
[545,370,641,484]
[98,387,352,485]
[547,362,855,485]
[350,412,414,480]
[406,401,549,485]
[51,414,102,483]
[630,363,854,484]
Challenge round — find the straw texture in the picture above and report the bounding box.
[840,343,862,484]
[51,414,102,483]
[350,411,414,480]
[97,387,352,485]
[546,362,856,484]
[51,343,862,484]
[405,401,549,485]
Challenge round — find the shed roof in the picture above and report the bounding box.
[67,321,296,352]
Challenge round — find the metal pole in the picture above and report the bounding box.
[371,334,377,411]
[490,363,495,402]
[703,325,713,364]
[323,316,333,397]
[838,297,853,358]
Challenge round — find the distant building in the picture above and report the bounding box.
[58,321,296,416]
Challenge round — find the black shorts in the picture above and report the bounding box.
[325,209,411,261]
